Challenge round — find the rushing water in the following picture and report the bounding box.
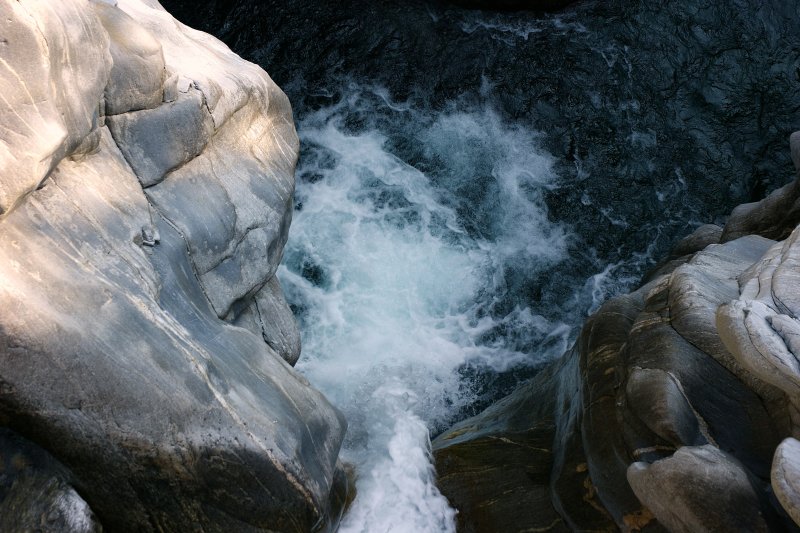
[160,0,800,529]
[279,87,578,531]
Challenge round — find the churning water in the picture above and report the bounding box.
[279,86,595,531]
[263,4,800,532]
[142,0,800,528]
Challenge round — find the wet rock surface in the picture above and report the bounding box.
[0,0,348,530]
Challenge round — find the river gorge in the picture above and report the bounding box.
[159,0,800,530]
[2,0,800,531]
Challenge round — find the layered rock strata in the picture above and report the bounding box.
[0,0,346,530]
[433,135,800,531]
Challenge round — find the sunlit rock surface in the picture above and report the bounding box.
[0,0,348,530]
[433,135,800,531]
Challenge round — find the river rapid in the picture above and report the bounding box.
[160,0,800,530]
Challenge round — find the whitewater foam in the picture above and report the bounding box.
[280,87,571,531]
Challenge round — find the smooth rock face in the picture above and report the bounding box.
[773,438,800,526]
[106,86,214,187]
[434,359,581,533]
[0,0,346,530]
[434,134,800,531]
[0,0,111,215]
[627,445,768,533]
[95,1,166,115]
[232,276,303,366]
[625,368,705,449]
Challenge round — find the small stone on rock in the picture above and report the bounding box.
[141,225,159,246]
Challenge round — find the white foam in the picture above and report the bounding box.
[281,87,569,531]
[458,13,587,44]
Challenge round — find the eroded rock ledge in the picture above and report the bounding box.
[0,0,347,530]
[433,134,800,531]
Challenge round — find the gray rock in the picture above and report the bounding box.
[141,223,159,246]
[106,0,299,316]
[232,276,302,366]
[144,98,296,317]
[433,357,581,533]
[627,445,768,533]
[668,236,783,402]
[0,126,345,531]
[434,195,793,531]
[721,132,800,243]
[670,224,723,258]
[718,300,800,398]
[773,438,800,527]
[717,229,800,405]
[0,477,100,533]
[94,1,165,115]
[772,228,800,318]
[642,225,724,288]
[0,0,110,215]
[625,368,705,448]
[0,1,346,531]
[0,429,101,533]
[433,292,649,532]
[713,224,800,527]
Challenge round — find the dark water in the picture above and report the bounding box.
[164,0,800,329]
[161,0,800,529]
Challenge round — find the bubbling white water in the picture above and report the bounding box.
[280,88,570,532]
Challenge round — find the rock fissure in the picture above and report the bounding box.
[193,80,218,131]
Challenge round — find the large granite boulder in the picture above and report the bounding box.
[433,134,800,531]
[0,0,347,530]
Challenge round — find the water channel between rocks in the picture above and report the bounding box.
[159,1,800,529]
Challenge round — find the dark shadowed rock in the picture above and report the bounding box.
[721,133,800,243]
[0,429,101,533]
[434,359,575,532]
[434,292,649,532]
[625,368,705,449]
